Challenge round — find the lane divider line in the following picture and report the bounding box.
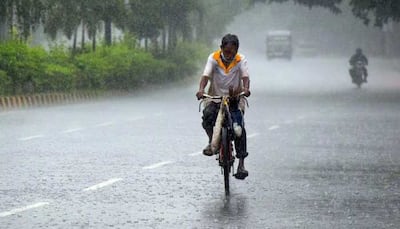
[143,161,174,170]
[188,151,202,157]
[61,128,84,134]
[269,125,280,130]
[18,135,45,141]
[83,178,123,192]
[247,133,260,138]
[94,122,114,127]
[0,202,49,217]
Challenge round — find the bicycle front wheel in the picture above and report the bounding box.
[221,127,230,196]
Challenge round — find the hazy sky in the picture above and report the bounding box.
[226,2,386,56]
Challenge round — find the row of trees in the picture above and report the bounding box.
[1,0,399,53]
[0,0,250,53]
[0,0,254,96]
[1,0,398,55]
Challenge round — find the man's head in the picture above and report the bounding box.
[356,48,362,55]
[220,34,239,62]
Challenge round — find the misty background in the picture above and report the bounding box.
[27,1,400,58]
[227,2,400,57]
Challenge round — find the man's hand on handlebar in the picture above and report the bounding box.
[196,90,204,100]
[243,88,251,97]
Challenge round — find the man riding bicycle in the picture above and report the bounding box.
[196,34,250,180]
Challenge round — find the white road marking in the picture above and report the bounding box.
[284,120,294,124]
[143,161,174,170]
[0,202,49,217]
[269,125,280,130]
[247,133,260,138]
[94,122,114,127]
[61,128,84,134]
[83,178,123,192]
[18,135,45,141]
[188,151,203,156]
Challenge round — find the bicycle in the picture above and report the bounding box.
[199,90,248,196]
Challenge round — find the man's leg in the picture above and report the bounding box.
[349,68,356,82]
[202,102,219,156]
[234,99,249,179]
[234,127,249,180]
[363,67,368,82]
[233,107,249,180]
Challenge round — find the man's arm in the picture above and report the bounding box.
[349,55,355,66]
[242,77,250,97]
[196,76,209,99]
[363,55,369,65]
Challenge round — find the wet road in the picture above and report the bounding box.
[1,57,400,228]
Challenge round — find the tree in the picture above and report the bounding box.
[0,0,12,40]
[349,0,400,26]
[197,0,247,44]
[43,0,126,52]
[0,0,45,41]
[89,0,126,46]
[251,0,400,27]
[126,0,163,51]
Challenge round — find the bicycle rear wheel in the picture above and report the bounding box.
[221,127,230,196]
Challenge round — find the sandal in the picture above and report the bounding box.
[234,167,248,180]
[202,144,213,156]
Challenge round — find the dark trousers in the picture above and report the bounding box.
[202,102,248,159]
[350,67,368,79]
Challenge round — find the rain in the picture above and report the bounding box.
[1,0,400,228]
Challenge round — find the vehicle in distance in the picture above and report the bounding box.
[266,30,292,60]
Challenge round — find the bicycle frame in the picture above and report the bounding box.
[200,93,246,195]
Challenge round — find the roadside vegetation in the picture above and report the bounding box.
[0,0,247,96]
[0,36,208,95]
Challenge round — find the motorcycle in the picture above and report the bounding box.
[349,60,367,88]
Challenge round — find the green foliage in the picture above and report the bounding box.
[38,64,74,92]
[0,70,11,95]
[167,42,209,78]
[74,43,178,90]
[0,40,47,94]
[0,34,205,96]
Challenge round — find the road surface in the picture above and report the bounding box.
[1,56,399,228]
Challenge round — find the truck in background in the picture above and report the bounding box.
[266,30,293,60]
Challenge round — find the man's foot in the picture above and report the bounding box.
[234,166,248,180]
[202,144,213,156]
[363,78,367,83]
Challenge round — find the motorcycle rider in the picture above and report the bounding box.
[349,48,369,82]
[196,34,250,180]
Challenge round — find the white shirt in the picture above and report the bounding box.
[202,50,249,96]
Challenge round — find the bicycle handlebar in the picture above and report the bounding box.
[198,92,248,112]
[201,91,247,100]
